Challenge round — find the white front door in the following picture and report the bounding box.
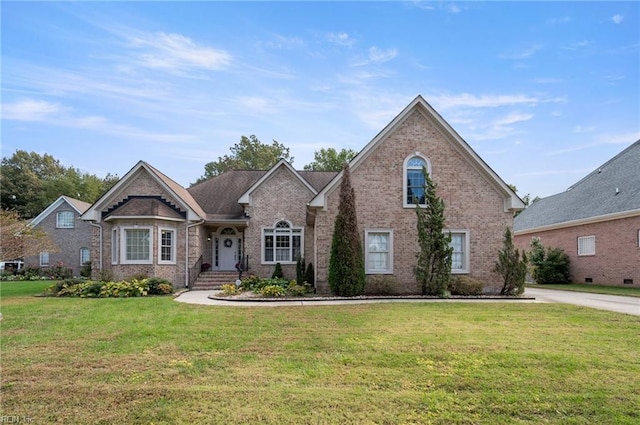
[219,235,236,270]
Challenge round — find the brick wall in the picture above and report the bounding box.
[24,201,93,276]
[314,110,513,294]
[89,169,193,288]
[514,215,640,286]
[243,166,316,279]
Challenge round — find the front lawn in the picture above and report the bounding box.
[1,282,638,424]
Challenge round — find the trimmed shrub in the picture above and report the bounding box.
[528,238,571,284]
[147,277,174,295]
[272,262,284,279]
[49,262,73,280]
[220,283,239,296]
[304,262,315,289]
[258,285,286,297]
[448,276,484,296]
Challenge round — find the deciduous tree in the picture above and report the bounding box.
[194,135,292,184]
[303,148,357,171]
[0,210,57,261]
[1,150,119,219]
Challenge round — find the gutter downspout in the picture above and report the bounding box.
[186,220,205,288]
[88,222,103,273]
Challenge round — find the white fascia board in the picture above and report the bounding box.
[29,196,83,227]
[514,208,640,235]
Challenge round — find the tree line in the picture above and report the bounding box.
[1,137,357,220]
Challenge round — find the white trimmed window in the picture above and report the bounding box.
[263,221,302,263]
[449,230,470,273]
[158,228,176,264]
[56,211,75,228]
[121,226,152,264]
[40,251,50,267]
[578,235,596,256]
[365,229,393,274]
[403,153,432,208]
[80,247,90,265]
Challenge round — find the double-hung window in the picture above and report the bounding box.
[263,221,302,263]
[365,229,393,274]
[80,247,90,265]
[403,154,431,208]
[56,211,75,228]
[40,251,50,267]
[449,230,470,273]
[158,228,176,264]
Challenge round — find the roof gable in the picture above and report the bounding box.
[514,140,640,232]
[237,159,319,205]
[29,196,91,227]
[81,161,206,222]
[309,95,524,212]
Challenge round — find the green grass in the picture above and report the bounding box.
[527,283,640,298]
[1,282,639,424]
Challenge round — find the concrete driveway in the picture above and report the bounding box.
[525,287,640,316]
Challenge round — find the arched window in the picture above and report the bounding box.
[403,153,431,207]
[263,220,302,263]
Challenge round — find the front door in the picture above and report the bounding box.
[218,228,238,271]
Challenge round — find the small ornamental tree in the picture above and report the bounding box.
[328,162,366,296]
[414,169,452,296]
[494,227,527,296]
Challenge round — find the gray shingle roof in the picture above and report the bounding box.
[514,140,640,232]
[187,169,337,220]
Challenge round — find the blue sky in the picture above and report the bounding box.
[2,1,638,198]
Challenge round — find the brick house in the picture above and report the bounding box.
[82,95,524,293]
[514,140,640,287]
[25,196,93,276]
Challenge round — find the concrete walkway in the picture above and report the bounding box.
[174,290,536,307]
[174,288,640,315]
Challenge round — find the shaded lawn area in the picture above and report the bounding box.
[1,281,639,424]
[526,283,640,298]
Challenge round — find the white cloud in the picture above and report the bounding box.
[128,31,232,72]
[573,125,595,133]
[612,14,624,24]
[264,34,305,50]
[500,45,542,60]
[430,93,563,109]
[493,112,534,126]
[547,16,572,24]
[447,3,462,14]
[2,99,64,121]
[352,46,397,66]
[368,46,398,64]
[327,32,355,47]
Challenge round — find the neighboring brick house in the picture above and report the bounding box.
[514,140,640,287]
[26,196,93,276]
[82,95,524,293]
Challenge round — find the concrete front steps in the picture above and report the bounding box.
[191,271,239,290]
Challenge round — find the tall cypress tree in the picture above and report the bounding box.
[328,162,366,296]
[415,168,452,296]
